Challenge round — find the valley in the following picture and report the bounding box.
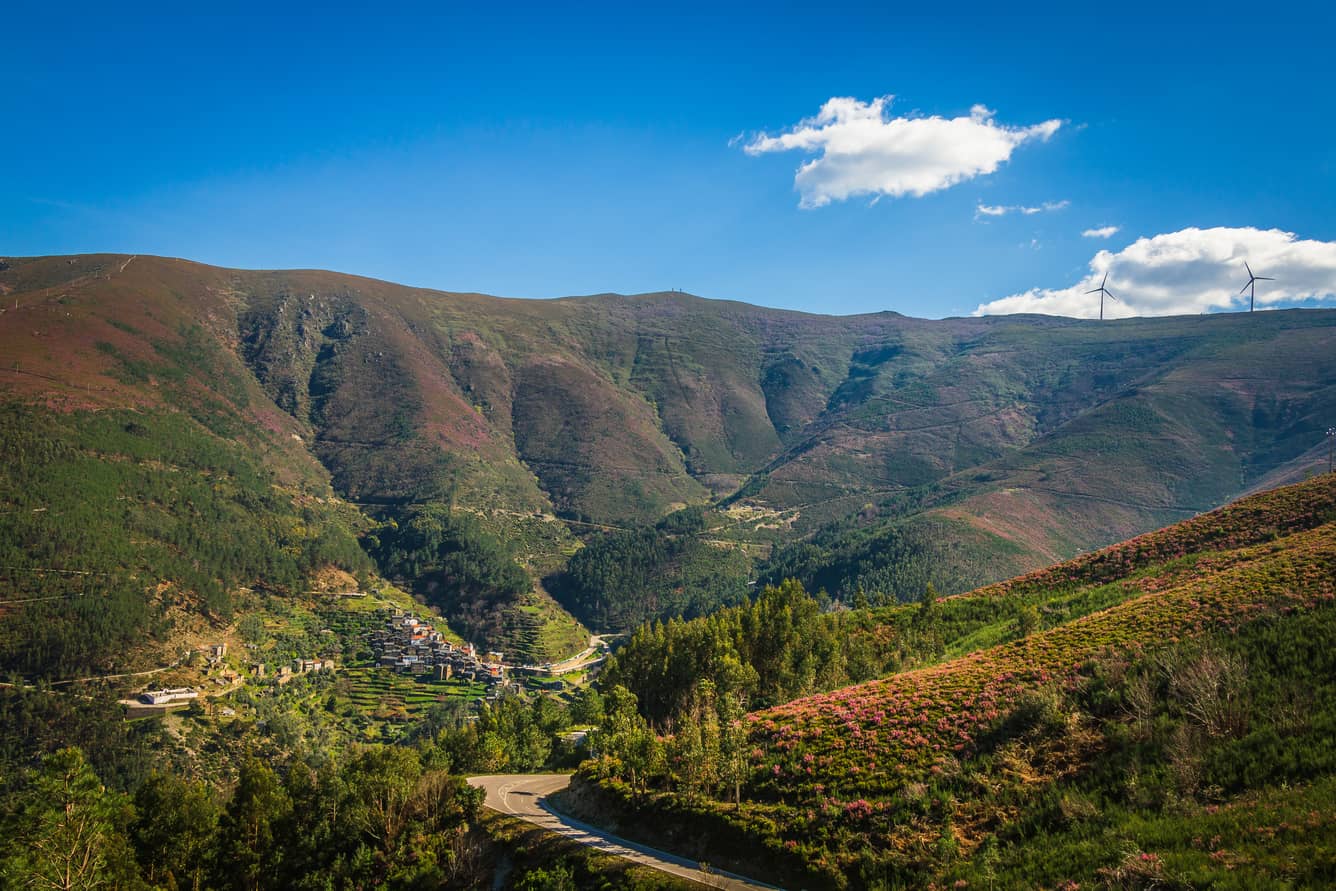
[3,254,1334,669]
[7,7,1336,887]
[2,253,1335,889]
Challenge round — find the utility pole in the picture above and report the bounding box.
[1328,427,1336,474]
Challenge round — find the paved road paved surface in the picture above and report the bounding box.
[467,774,780,890]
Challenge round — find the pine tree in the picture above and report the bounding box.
[215,759,292,891]
[0,747,140,891]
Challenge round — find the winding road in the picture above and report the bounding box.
[467,774,779,890]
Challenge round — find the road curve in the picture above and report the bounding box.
[467,774,780,890]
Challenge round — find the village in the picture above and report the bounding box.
[134,642,339,709]
[133,605,603,716]
[369,610,519,701]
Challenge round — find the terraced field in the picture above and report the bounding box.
[342,666,486,721]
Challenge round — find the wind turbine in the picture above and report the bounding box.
[1240,262,1274,312]
[1086,272,1118,321]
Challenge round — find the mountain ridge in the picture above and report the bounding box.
[3,252,1335,657]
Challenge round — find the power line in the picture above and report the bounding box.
[0,565,117,576]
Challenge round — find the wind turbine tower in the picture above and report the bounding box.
[1240,262,1274,312]
[1086,272,1118,321]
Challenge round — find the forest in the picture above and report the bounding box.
[0,405,371,680]
[599,579,948,725]
[551,508,752,631]
[758,513,1025,606]
[0,744,484,890]
[372,503,532,645]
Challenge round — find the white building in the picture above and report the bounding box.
[140,688,198,705]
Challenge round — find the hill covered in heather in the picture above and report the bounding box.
[572,474,1336,889]
[3,253,1336,664]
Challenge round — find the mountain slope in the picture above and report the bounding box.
[572,474,1336,888]
[3,252,1336,651]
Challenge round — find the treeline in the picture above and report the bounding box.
[600,567,1161,732]
[0,406,371,679]
[418,692,603,774]
[0,746,485,891]
[580,680,752,808]
[0,686,164,794]
[758,515,1020,605]
[371,503,531,644]
[600,580,950,726]
[550,507,753,631]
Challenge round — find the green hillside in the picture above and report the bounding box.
[3,253,1336,663]
[548,507,755,632]
[572,474,1336,889]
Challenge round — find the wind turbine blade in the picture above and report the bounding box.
[1101,272,1108,288]
[1256,276,1275,281]
[1240,282,1252,294]
[1086,288,1101,294]
[1245,261,1254,278]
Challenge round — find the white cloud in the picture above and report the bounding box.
[974,226,1336,319]
[976,199,1069,219]
[743,96,1063,208]
[1082,225,1121,239]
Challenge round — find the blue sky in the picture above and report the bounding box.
[4,1,1334,318]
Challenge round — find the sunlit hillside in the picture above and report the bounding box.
[572,474,1336,889]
